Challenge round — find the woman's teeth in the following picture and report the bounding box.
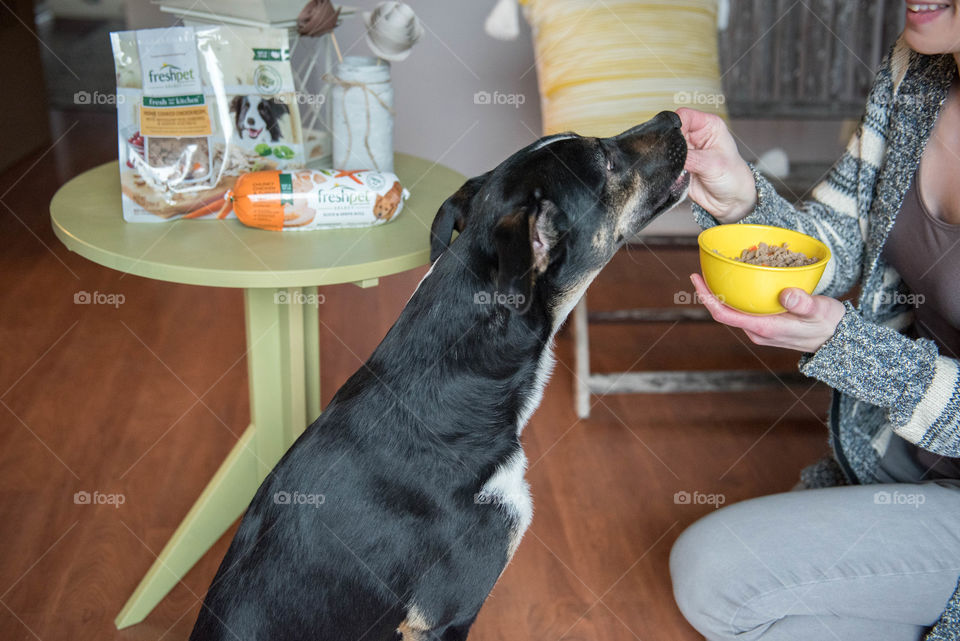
[908,3,949,12]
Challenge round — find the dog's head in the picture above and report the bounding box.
[430,111,688,320]
[230,95,290,141]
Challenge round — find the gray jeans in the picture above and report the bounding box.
[670,482,960,641]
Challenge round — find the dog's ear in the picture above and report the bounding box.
[493,193,559,313]
[230,96,245,138]
[260,99,288,141]
[430,172,490,264]
[268,98,290,117]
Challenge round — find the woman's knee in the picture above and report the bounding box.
[670,506,768,640]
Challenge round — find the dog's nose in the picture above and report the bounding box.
[661,111,682,129]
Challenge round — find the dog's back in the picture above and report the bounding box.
[190,310,519,640]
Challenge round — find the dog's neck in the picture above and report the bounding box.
[355,250,555,455]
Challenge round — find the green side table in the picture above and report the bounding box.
[50,154,465,629]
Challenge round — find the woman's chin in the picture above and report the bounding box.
[903,29,957,56]
[903,6,960,56]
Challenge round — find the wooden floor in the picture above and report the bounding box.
[0,111,831,641]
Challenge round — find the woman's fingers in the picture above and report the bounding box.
[689,273,721,309]
[743,328,771,346]
[676,111,757,223]
[689,273,746,325]
[688,274,846,353]
[677,107,717,137]
[677,108,728,150]
[684,148,713,176]
[779,287,816,317]
[689,273,778,333]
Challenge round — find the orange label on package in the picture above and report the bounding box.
[140,105,212,136]
[231,171,285,231]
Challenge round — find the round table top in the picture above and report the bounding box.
[50,154,465,288]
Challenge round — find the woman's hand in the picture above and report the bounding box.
[677,108,757,223]
[690,273,846,353]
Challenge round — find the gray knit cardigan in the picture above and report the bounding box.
[692,38,960,639]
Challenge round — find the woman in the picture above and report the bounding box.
[669,3,960,641]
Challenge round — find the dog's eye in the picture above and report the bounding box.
[603,149,616,172]
[599,145,615,172]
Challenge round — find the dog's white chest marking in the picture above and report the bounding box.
[478,450,532,559]
[516,345,555,436]
[478,329,564,559]
[407,258,438,304]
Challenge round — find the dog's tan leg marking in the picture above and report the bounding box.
[397,604,432,641]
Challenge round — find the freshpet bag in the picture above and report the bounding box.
[110,26,306,221]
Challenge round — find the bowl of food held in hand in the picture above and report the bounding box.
[697,224,831,314]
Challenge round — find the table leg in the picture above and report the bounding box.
[303,287,321,422]
[115,286,321,629]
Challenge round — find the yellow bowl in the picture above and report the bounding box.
[697,224,831,314]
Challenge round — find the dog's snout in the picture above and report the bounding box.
[618,111,681,139]
[648,111,681,132]
[609,112,685,163]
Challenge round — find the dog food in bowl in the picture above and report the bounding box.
[732,242,820,267]
[698,224,831,314]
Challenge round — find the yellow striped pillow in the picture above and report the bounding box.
[522,0,727,136]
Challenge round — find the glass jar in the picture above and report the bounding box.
[330,55,394,172]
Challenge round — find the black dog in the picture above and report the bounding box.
[229,95,289,141]
[190,111,688,641]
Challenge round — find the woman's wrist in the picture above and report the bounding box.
[717,161,758,223]
[809,296,848,353]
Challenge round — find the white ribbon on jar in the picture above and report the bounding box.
[325,56,395,172]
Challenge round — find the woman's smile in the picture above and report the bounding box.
[903,0,960,55]
[907,3,951,25]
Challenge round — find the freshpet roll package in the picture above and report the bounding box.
[227,169,409,231]
[110,26,306,221]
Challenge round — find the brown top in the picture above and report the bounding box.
[878,167,960,482]
[883,167,960,358]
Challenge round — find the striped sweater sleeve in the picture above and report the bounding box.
[799,303,960,457]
